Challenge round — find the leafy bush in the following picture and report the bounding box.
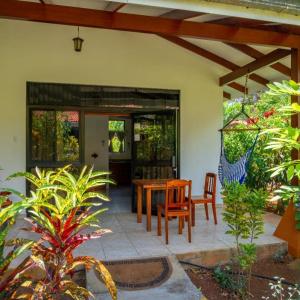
[263,80,300,229]
[223,91,289,190]
[213,266,245,295]
[0,170,37,299]
[0,166,117,300]
[220,181,267,298]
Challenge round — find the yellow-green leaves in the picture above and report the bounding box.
[267,80,300,96]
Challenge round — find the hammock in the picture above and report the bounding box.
[218,133,259,186]
[218,75,262,186]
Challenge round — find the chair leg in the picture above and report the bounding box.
[165,216,169,244]
[204,203,209,220]
[187,214,192,243]
[182,216,185,229]
[212,202,218,225]
[178,217,183,234]
[192,203,196,227]
[157,206,162,236]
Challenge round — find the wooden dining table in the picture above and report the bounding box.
[132,179,169,232]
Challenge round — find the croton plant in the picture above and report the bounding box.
[0,165,117,299]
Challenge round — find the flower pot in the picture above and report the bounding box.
[274,201,300,258]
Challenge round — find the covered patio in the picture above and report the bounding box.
[1,1,300,299]
[1,0,299,199]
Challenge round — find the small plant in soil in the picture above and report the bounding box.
[262,277,300,300]
[217,181,267,299]
[272,248,289,264]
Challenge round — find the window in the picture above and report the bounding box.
[31,110,80,162]
[108,120,125,153]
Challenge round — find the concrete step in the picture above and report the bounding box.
[87,255,201,300]
[176,241,288,267]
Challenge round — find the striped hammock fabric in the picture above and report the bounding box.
[218,148,252,186]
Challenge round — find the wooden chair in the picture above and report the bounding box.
[191,173,217,226]
[157,180,192,244]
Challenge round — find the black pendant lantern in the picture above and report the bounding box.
[73,26,84,52]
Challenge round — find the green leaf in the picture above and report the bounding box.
[287,166,295,181]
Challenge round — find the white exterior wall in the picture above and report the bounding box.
[0,19,223,201]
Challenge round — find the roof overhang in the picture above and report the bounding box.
[108,0,300,26]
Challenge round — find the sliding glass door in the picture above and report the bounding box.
[132,110,179,213]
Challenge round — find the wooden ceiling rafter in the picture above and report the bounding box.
[228,82,248,94]
[219,48,291,86]
[1,1,300,48]
[225,43,291,77]
[160,35,269,88]
[223,91,231,100]
[159,35,248,93]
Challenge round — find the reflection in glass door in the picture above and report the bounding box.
[132,111,178,213]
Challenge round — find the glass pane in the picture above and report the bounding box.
[31,110,80,162]
[134,114,175,161]
[108,120,125,132]
[31,111,55,161]
[109,120,125,153]
[56,111,80,161]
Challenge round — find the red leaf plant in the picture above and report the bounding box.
[3,166,117,300]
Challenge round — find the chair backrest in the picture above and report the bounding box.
[165,179,192,212]
[204,173,217,199]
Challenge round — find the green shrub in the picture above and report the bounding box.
[221,181,267,298]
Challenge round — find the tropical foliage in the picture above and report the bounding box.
[0,170,36,299]
[263,80,300,230]
[223,90,290,190]
[0,166,117,299]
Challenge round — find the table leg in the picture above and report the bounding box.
[146,188,152,232]
[137,185,142,223]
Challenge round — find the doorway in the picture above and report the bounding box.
[83,111,178,214]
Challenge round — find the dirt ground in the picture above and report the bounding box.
[184,256,300,300]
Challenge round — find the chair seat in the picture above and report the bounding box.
[191,195,213,203]
[156,179,192,244]
[191,173,217,226]
[157,203,189,212]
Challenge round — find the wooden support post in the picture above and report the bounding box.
[291,48,300,129]
[274,48,300,258]
[291,48,300,183]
